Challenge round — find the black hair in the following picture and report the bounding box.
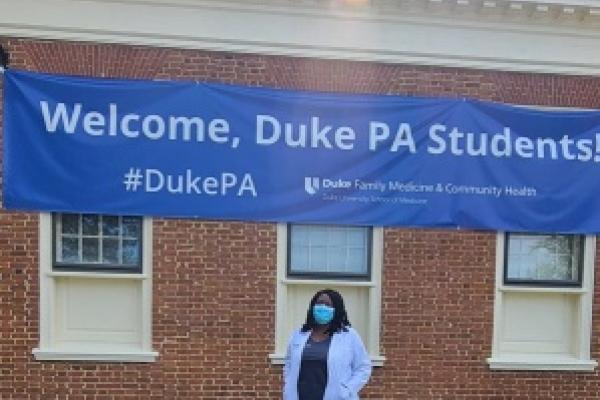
[301,289,351,334]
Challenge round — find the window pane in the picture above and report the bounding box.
[311,246,328,270]
[122,217,141,238]
[289,224,369,277]
[293,226,309,243]
[61,214,79,235]
[328,246,346,271]
[348,248,367,274]
[347,230,366,246]
[54,214,142,271]
[122,239,140,265]
[61,237,79,263]
[82,214,99,235]
[329,229,346,246]
[102,238,119,264]
[506,233,582,284]
[102,216,120,236]
[290,245,309,271]
[82,238,99,263]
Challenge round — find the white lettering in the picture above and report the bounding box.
[202,176,218,195]
[335,127,355,150]
[490,127,512,157]
[145,169,164,192]
[186,170,202,194]
[109,103,118,136]
[390,123,416,153]
[238,174,257,197]
[121,114,140,138]
[369,122,389,151]
[221,173,237,195]
[310,117,333,148]
[40,101,81,133]
[577,139,593,162]
[208,119,230,143]
[514,136,534,158]
[427,124,447,154]
[83,112,105,136]
[448,128,464,155]
[142,115,165,140]
[169,117,205,141]
[256,114,281,145]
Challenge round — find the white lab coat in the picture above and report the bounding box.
[283,327,372,400]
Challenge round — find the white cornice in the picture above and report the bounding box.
[1,0,600,75]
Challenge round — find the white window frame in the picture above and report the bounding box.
[487,232,597,371]
[53,214,143,273]
[287,224,372,280]
[503,232,583,286]
[269,223,385,367]
[33,213,158,362]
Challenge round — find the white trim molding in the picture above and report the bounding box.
[2,0,600,75]
[32,350,158,363]
[487,233,597,372]
[487,355,598,371]
[34,213,158,363]
[270,223,386,367]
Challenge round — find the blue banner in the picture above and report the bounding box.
[4,69,600,233]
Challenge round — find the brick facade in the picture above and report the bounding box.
[1,37,600,399]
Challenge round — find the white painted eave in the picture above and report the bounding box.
[1,0,600,75]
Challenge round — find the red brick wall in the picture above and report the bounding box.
[1,37,600,399]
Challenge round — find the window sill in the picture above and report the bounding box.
[487,356,597,371]
[280,278,375,287]
[269,353,385,367]
[47,271,148,280]
[33,348,159,363]
[499,286,586,294]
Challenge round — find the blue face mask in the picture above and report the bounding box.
[313,304,335,325]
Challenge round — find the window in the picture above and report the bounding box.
[504,233,582,286]
[54,214,142,272]
[487,232,596,371]
[288,224,371,279]
[270,223,385,367]
[34,213,157,362]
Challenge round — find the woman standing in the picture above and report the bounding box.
[283,289,372,400]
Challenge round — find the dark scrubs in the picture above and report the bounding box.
[297,335,332,400]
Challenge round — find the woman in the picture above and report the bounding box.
[283,289,372,400]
